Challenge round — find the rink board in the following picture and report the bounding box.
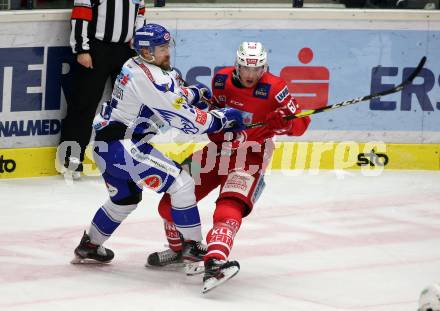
[1,9,440,150]
[1,9,440,179]
[0,142,439,179]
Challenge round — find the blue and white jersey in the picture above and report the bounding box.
[93,56,215,136]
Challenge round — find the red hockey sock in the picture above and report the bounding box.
[205,198,245,262]
[158,194,173,222]
[158,194,182,252]
[163,220,182,252]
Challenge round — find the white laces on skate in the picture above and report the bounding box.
[196,242,207,253]
[182,240,207,262]
[157,248,179,263]
[97,245,108,256]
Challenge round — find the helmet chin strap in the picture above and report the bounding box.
[138,47,171,71]
[233,63,242,83]
[138,47,155,64]
[139,54,155,64]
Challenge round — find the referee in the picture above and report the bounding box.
[60,0,146,179]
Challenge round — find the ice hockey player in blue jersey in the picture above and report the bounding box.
[71,23,245,264]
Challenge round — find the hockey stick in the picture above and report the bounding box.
[246,56,427,129]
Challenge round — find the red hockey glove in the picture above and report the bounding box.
[208,130,240,145]
[265,106,294,134]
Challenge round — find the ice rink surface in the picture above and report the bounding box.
[1,170,440,311]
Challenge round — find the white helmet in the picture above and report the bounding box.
[235,41,268,69]
[419,284,440,311]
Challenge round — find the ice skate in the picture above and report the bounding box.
[61,157,83,180]
[181,240,207,261]
[145,248,185,270]
[182,240,207,275]
[71,231,114,264]
[146,240,207,274]
[202,258,240,294]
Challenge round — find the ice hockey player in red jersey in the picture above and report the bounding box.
[146,42,311,293]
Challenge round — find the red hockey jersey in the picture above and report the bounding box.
[210,67,310,146]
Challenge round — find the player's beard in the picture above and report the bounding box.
[158,56,171,71]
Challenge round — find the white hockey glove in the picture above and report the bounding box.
[210,108,246,132]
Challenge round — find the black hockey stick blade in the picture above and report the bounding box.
[246,56,427,129]
[373,55,426,97]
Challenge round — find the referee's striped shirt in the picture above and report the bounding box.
[70,0,146,54]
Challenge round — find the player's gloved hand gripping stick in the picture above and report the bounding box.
[246,56,427,129]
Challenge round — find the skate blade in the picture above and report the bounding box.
[70,255,111,264]
[185,261,205,276]
[144,262,186,272]
[61,168,81,180]
[202,266,240,294]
